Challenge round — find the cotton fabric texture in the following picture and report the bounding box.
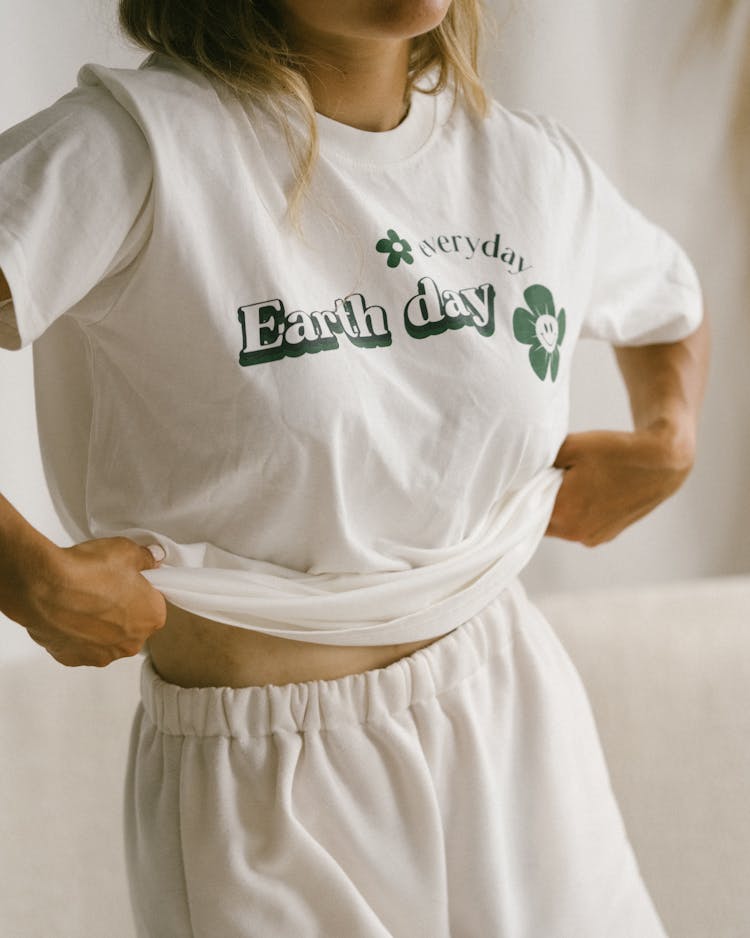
[0,53,702,645]
[126,579,669,938]
[0,54,701,935]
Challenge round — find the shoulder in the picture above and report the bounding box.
[486,98,562,141]
[0,64,152,177]
[464,96,600,207]
[436,89,575,174]
[77,52,211,97]
[74,53,223,139]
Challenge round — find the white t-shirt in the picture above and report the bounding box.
[0,53,703,644]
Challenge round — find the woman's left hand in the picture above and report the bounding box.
[545,425,695,547]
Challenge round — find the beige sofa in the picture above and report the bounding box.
[1,575,748,938]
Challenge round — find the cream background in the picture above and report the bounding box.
[1,0,747,658]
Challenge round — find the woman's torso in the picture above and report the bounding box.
[145,601,449,689]
[42,60,575,681]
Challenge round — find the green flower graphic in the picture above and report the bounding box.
[376,228,414,268]
[512,284,566,382]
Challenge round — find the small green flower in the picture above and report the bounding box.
[512,284,566,382]
[376,228,414,268]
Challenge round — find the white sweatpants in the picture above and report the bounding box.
[123,578,669,937]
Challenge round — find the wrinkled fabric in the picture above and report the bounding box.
[124,578,669,937]
[0,52,701,644]
[137,467,564,644]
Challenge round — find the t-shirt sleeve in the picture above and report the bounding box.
[541,115,703,346]
[0,80,153,350]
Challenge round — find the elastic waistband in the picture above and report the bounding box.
[139,580,527,738]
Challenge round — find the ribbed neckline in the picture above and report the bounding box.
[145,52,442,167]
[314,85,439,166]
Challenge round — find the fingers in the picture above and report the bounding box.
[136,542,166,571]
[149,589,168,632]
[553,433,583,469]
[105,540,168,634]
[553,430,627,469]
[139,545,168,629]
[25,537,169,668]
[78,537,167,572]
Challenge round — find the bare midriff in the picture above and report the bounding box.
[145,599,451,689]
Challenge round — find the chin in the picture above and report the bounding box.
[352,0,452,40]
[284,0,453,43]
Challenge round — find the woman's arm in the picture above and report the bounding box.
[613,311,710,464]
[0,493,58,619]
[0,263,168,663]
[546,309,711,546]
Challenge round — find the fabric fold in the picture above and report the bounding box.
[141,467,565,645]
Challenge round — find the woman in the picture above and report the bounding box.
[0,1,709,935]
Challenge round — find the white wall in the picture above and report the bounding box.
[1,0,747,659]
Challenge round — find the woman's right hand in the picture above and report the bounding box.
[12,537,167,668]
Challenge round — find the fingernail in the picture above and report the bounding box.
[148,544,166,562]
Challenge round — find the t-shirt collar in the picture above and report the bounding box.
[314,84,438,166]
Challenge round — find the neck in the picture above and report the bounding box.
[284,25,412,132]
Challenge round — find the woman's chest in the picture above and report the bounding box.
[93,170,589,505]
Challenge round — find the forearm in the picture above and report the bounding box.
[613,310,710,465]
[0,492,57,622]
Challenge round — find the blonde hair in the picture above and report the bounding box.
[118,1,493,235]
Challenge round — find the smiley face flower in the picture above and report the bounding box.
[512,284,567,382]
[376,228,414,268]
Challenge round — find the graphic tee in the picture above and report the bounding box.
[0,53,703,644]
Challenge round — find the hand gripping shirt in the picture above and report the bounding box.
[0,53,703,644]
